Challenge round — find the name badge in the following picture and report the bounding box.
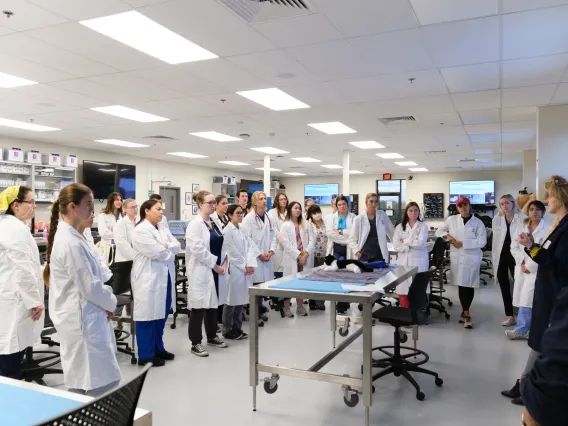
[543,241,551,249]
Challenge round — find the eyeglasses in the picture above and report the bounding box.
[20,200,36,206]
[235,212,245,216]
[204,201,217,206]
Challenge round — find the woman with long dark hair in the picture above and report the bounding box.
[0,186,44,379]
[131,199,181,366]
[307,204,327,311]
[392,202,429,308]
[97,192,123,262]
[268,192,288,280]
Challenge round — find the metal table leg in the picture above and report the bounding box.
[250,295,259,412]
[362,301,373,426]
[330,300,337,348]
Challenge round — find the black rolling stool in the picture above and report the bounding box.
[369,268,443,401]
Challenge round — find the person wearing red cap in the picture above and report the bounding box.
[436,196,487,329]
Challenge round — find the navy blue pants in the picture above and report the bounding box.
[136,275,172,361]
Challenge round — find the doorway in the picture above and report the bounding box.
[159,186,181,221]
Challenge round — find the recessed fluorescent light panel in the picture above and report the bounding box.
[376,153,404,159]
[250,147,289,155]
[349,170,364,174]
[292,157,321,163]
[91,105,169,122]
[409,168,428,172]
[349,141,385,149]
[321,164,342,169]
[94,139,149,148]
[237,88,310,111]
[219,160,249,166]
[190,132,242,142]
[285,172,306,176]
[395,161,417,166]
[80,11,217,64]
[168,152,208,159]
[308,122,357,135]
[255,167,281,172]
[0,118,60,132]
[0,72,38,88]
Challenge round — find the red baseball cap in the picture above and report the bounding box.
[456,196,471,206]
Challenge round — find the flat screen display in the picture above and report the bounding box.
[304,183,339,206]
[450,180,495,205]
[83,161,116,200]
[118,165,136,199]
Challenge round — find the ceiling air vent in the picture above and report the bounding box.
[378,116,416,126]
[457,159,477,163]
[218,0,312,23]
[143,135,176,141]
[255,0,309,7]
[424,150,447,155]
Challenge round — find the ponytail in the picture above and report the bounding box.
[43,200,60,286]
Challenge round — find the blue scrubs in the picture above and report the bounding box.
[136,274,172,361]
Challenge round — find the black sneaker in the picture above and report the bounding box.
[502,380,521,399]
[511,397,524,406]
[191,344,209,357]
[223,331,238,340]
[235,331,248,340]
[207,336,228,348]
[156,350,175,361]
[258,320,265,327]
[138,357,165,367]
[261,314,268,322]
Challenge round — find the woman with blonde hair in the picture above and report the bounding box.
[492,194,527,327]
[268,192,288,280]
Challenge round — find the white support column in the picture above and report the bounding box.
[342,150,350,196]
[263,154,271,196]
[537,105,568,198]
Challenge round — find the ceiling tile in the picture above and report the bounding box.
[502,121,536,132]
[365,95,455,117]
[140,0,275,57]
[451,89,501,111]
[0,27,14,36]
[464,123,502,134]
[503,5,568,59]
[180,59,270,92]
[313,0,417,38]
[503,0,568,13]
[283,83,347,107]
[252,14,343,49]
[131,98,230,120]
[421,16,499,67]
[0,52,75,83]
[87,72,184,101]
[502,131,536,144]
[378,69,449,98]
[196,92,270,115]
[552,82,568,103]
[441,62,500,93]
[27,0,131,20]
[459,109,500,124]
[348,29,435,75]
[502,84,557,107]
[0,1,68,31]
[49,79,142,105]
[14,84,102,109]
[415,112,462,127]
[123,0,169,6]
[410,0,497,25]
[502,54,568,88]
[502,106,537,122]
[284,40,376,81]
[468,133,500,143]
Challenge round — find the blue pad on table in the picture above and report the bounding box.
[269,279,365,294]
[0,383,83,426]
[366,260,389,269]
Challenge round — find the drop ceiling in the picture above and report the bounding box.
[1,0,567,176]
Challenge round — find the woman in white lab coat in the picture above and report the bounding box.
[221,204,258,340]
[507,200,548,340]
[114,198,138,263]
[436,197,487,330]
[492,194,527,327]
[392,202,429,308]
[96,192,123,263]
[131,199,180,366]
[280,201,315,317]
[268,192,289,280]
[325,195,356,260]
[211,195,229,230]
[44,184,120,397]
[186,191,228,357]
[241,191,277,326]
[0,186,44,380]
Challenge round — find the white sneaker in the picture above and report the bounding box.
[350,303,362,320]
[505,330,528,340]
[502,316,516,327]
[296,305,308,316]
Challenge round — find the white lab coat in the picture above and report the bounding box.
[48,221,120,391]
[113,216,137,262]
[96,213,118,243]
[160,215,169,230]
[325,212,357,258]
[267,209,286,273]
[131,220,180,321]
[241,210,277,283]
[491,212,527,285]
[348,210,395,262]
[392,221,430,294]
[185,215,228,309]
[211,211,228,231]
[280,220,315,276]
[0,215,44,355]
[436,215,487,288]
[222,223,259,306]
[510,219,550,308]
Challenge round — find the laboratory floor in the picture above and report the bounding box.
[45,283,527,426]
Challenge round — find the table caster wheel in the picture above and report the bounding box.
[131,358,137,365]
[170,324,176,329]
[448,301,453,306]
[435,378,443,387]
[338,327,349,337]
[416,391,425,401]
[343,393,359,408]
[264,381,278,394]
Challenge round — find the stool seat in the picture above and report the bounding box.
[373,306,412,326]
[116,294,132,307]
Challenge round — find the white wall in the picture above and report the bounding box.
[0,137,261,223]
[537,104,568,198]
[280,169,523,226]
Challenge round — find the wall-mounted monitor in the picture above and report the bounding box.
[83,161,136,200]
[449,180,495,205]
[304,183,339,205]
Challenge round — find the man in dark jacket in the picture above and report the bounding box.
[522,286,568,426]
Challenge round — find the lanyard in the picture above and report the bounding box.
[204,220,222,237]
